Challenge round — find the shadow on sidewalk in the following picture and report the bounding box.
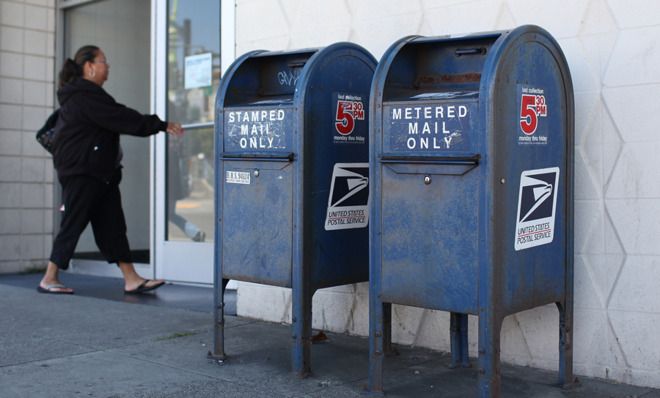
[0,272,235,315]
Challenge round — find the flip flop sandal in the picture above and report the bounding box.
[124,279,165,294]
[37,283,74,295]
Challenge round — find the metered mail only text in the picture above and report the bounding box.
[391,104,469,150]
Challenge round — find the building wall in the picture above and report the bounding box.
[234,0,660,388]
[0,0,56,274]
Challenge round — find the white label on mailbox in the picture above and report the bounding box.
[514,167,560,251]
[324,163,369,231]
[226,171,251,185]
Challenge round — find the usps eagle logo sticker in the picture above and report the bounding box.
[514,167,560,251]
[324,163,369,231]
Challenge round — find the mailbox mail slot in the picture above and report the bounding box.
[211,43,377,376]
[368,26,575,397]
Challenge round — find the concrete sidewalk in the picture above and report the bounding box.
[0,275,658,398]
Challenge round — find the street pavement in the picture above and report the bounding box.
[1,274,658,398]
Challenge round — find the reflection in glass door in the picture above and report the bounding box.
[167,128,214,243]
[167,0,219,244]
[157,0,220,283]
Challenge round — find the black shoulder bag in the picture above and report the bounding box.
[36,109,59,154]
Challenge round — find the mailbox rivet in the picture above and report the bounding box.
[253,169,260,177]
[424,176,432,185]
[500,178,506,184]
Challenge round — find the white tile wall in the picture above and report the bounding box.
[237,282,293,324]
[572,308,627,380]
[22,130,46,157]
[24,4,48,31]
[19,234,44,259]
[507,0,589,38]
[287,2,351,49]
[580,0,618,36]
[607,0,660,29]
[604,27,660,86]
[20,209,44,234]
[609,310,660,372]
[413,310,453,351]
[608,143,660,198]
[0,130,22,155]
[603,85,660,143]
[0,261,29,274]
[0,209,20,234]
[0,235,22,260]
[608,199,660,255]
[0,2,24,28]
[0,26,24,52]
[0,77,23,103]
[0,157,21,181]
[23,80,47,106]
[0,183,21,207]
[234,0,660,389]
[0,51,23,77]
[235,0,289,55]
[25,0,50,7]
[21,105,47,130]
[311,288,358,332]
[514,305,559,367]
[20,183,45,209]
[24,30,48,55]
[45,57,53,82]
[600,106,622,184]
[0,0,55,274]
[0,104,23,129]
[423,2,502,37]
[20,157,45,182]
[45,33,54,57]
[348,1,424,59]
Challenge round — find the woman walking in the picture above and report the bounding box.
[39,45,183,295]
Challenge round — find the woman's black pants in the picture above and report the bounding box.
[49,174,132,270]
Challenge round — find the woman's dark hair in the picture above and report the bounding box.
[58,45,99,88]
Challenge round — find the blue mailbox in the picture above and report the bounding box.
[211,43,377,376]
[368,25,574,396]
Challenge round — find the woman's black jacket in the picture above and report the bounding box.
[52,78,167,182]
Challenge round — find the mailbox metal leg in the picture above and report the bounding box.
[368,299,387,394]
[292,289,313,377]
[460,314,470,367]
[383,302,393,355]
[450,312,470,368]
[477,314,502,398]
[209,278,229,361]
[557,301,575,387]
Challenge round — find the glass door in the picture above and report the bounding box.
[155,0,230,283]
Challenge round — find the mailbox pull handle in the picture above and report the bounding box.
[221,152,294,162]
[455,47,487,56]
[380,154,480,165]
[288,59,307,68]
